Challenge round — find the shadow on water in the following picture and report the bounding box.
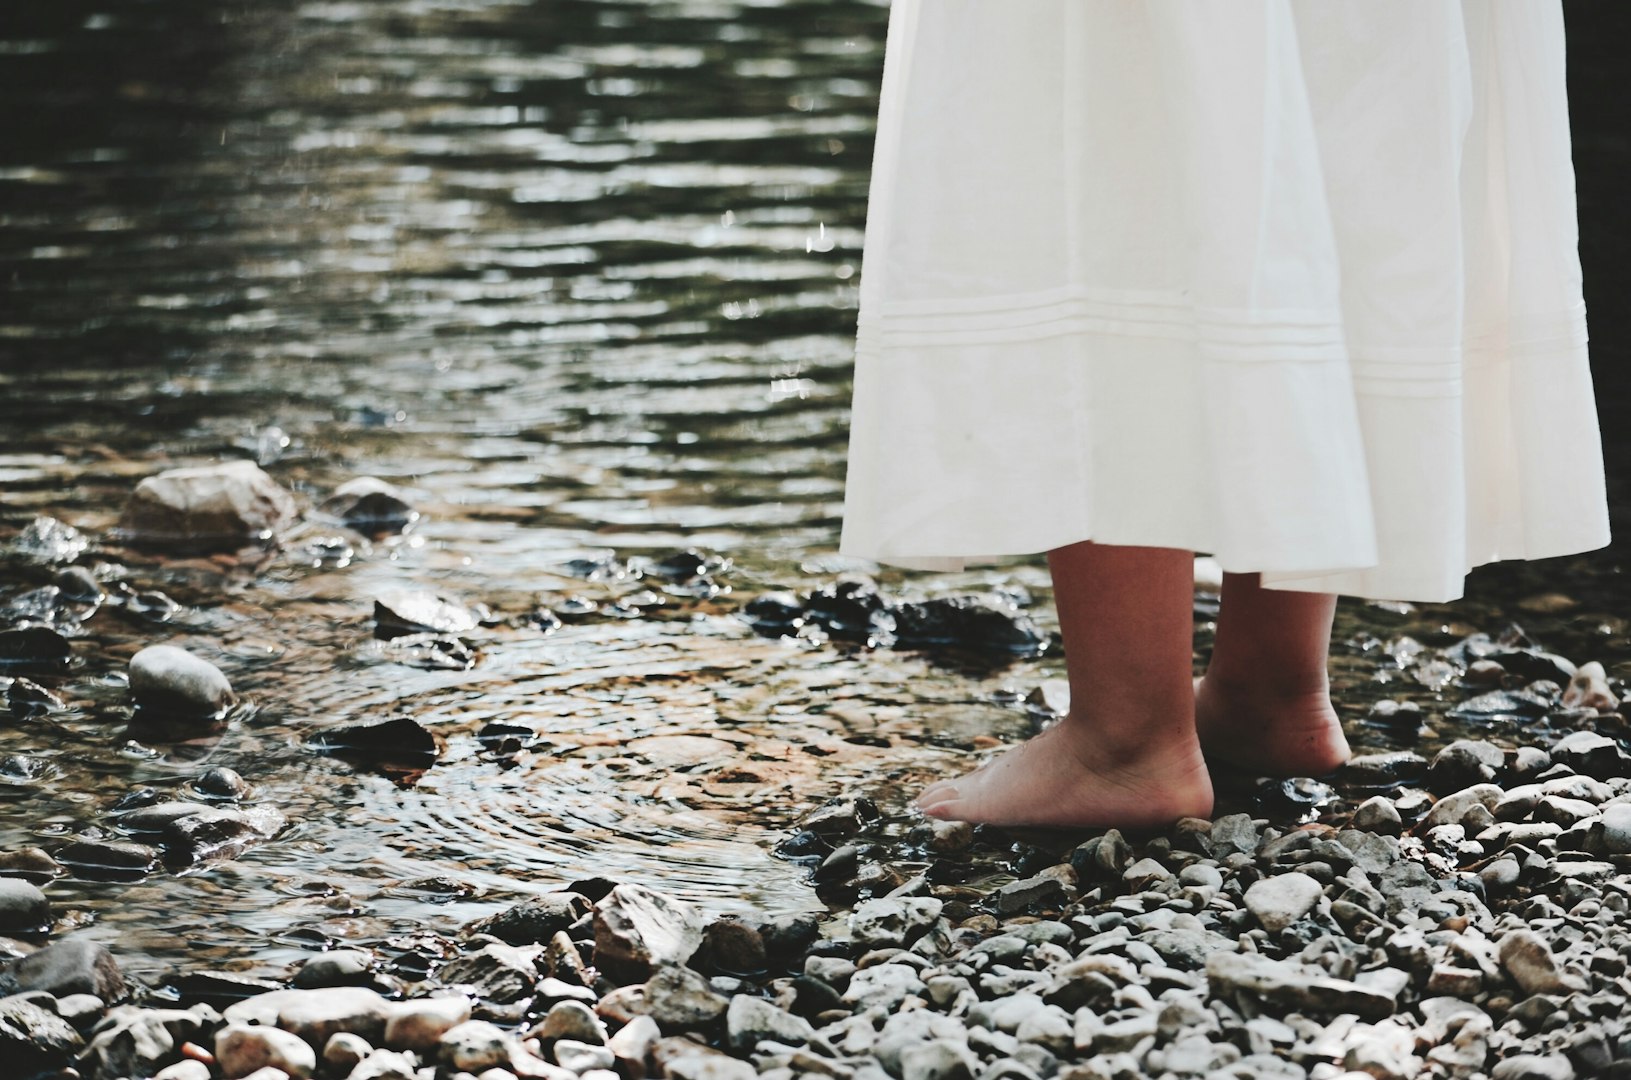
[0,0,1627,986]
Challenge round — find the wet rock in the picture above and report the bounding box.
[12,516,89,563]
[888,595,1045,655]
[129,644,235,718]
[320,477,419,533]
[742,592,804,636]
[1341,752,1429,788]
[194,765,252,800]
[1497,930,1580,995]
[1550,730,1631,779]
[117,799,215,832]
[1243,872,1323,932]
[374,588,481,639]
[0,936,125,1001]
[55,841,161,887]
[1205,951,1394,1021]
[0,878,49,934]
[1426,740,1506,792]
[8,677,64,717]
[1448,688,1553,721]
[162,804,286,864]
[468,893,591,946]
[0,627,72,671]
[119,460,298,548]
[437,942,544,1004]
[380,631,479,670]
[307,716,441,771]
[724,995,815,1052]
[593,884,707,982]
[382,994,471,1051]
[0,994,83,1075]
[292,949,373,989]
[216,1022,317,1078]
[795,796,880,840]
[802,578,895,644]
[54,564,102,601]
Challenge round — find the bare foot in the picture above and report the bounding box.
[1194,674,1350,777]
[913,720,1214,829]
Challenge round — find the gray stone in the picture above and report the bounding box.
[643,964,727,1030]
[665,1050,757,1080]
[1551,731,1631,780]
[841,964,925,1011]
[1498,930,1579,995]
[129,644,235,717]
[0,936,124,1001]
[215,1022,317,1079]
[1491,1053,1576,1080]
[0,994,83,1077]
[224,986,393,1046]
[162,804,286,865]
[384,994,471,1051]
[440,1019,519,1072]
[78,1003,217,1078]
[1351,796,1402,835]
[1209,814,1260,857]
[1205,951,1395,1021]
[119,460,298,547]
[292,948,373,988]
[1243,872,1323,932]
[849,897,943,948]
[592,884,707,981]
[1601,802,1631,854]
[900,1039,978,1080]
[725,994,817,1052]
[607,1014,659,1073]
[438,942,545,1004]
[553,1038,615,1073]
[1427,740,1506,792]
[154,1061,213,1080]
[1421,784,1504,830]
[0,878,49,934]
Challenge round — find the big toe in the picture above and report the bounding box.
[914,781,959,810]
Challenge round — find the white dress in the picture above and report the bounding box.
[838,0,1611,603]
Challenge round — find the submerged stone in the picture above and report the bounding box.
[129,644,235,718]
[118,459,297,549]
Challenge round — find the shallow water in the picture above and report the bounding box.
[1,0,1629,989]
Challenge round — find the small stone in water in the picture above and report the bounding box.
[0,627,73,670]
[0,877,50,934]
[128,645,235,718]
[320,477,419,533]
[119,460,298,548]
[373,588,480,639]
[193,765,251,800]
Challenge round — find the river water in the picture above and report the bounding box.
[1,0,1628,989]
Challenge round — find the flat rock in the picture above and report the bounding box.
[129,645,235,718]
[724,994,816,1052]
[592,884,707,982]
[1426,740,1505,792]
[642,964,727,1030]
[1421,784,1504,830]
[119,459,298,548]
[224,986,393,1045]
[849,897,943,948]
[1206,951,1395,1021]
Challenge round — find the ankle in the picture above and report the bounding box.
[1199,666,1331,704]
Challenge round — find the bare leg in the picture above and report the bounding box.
[915,542,1213,828]
[1194,572,1349,776]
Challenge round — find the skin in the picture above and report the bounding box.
[914,542,1347,829]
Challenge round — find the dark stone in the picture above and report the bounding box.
[1448,689,1553,722]
[0,994,83,1074]
[788,975,843,1017]
[54,840,160,880]
[0,628,72,671]
[888,595,1046,655]
[697,917,767,975]
[0,755,49,783]
[0,847,60,882]
[754,914,820,964]
[438,943,542,1003]
[192,766,250,800]
[1426,740,1507,793]
[160,805,286,865]
[307,716,442,772]
[465,893,591,946]
[1550,731,1631,780]
[53,565,102,602]
[0,937,126,1001]
[320,477,418,533]
[1340,751,1430,788]
[167,969,283,1008]
[380,632,479,670]
[12,517,88,564]
[742,592,804,636]
[802,579,895,645]
[795,797,880,840]
[1482,648,1578,685]
[116,801,214,833]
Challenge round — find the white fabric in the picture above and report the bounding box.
[839,0,1610,602]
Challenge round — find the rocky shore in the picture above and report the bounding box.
[4,461,1631,1079]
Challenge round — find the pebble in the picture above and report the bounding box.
[0,936,124,1001]
[1243,871,1323,932]
[383,994,472,1051]
[129,644,235,718]
[0,878,50,934]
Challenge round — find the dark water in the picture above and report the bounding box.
[1,0,1628,988]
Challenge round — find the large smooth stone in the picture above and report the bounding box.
[0,878,49,934]
[592,884,707,982]
[119,460,297,548]
[0,937,125,1001]
[129,645,235,718]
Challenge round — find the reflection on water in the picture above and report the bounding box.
[1,0,1629,987]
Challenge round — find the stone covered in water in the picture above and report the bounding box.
[307,715,442,773]
[11,516,89,563]
[118,459,298,548]
[0,627,73,670]
[320,476,419,533]
[373,588,481,639]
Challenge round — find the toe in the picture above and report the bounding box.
[914,781,958,810]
